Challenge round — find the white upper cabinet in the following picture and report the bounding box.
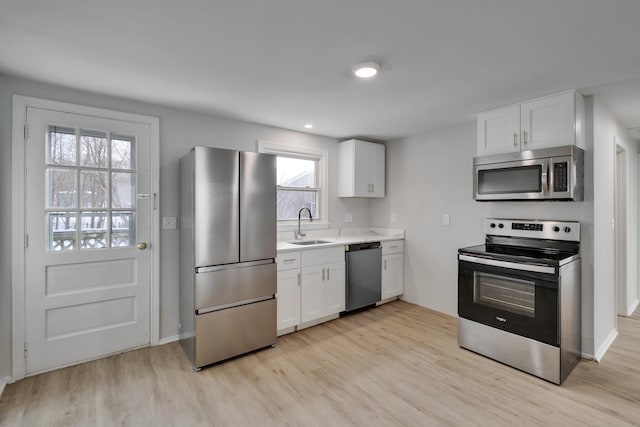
[339,139,385,197]
[477,105,521,155]
[477,91,585,156]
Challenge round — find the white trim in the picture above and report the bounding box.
[594,328,619,362]
[627,297,639,317]
[0,376,8,398]
[257,140,330,225]
[11,95,160,381]
[158,334,180,345]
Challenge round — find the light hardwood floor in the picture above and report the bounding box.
[1,301,639,426]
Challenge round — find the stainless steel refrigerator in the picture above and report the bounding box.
[179,146,277,369]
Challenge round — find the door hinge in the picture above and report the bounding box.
[24,124,29,142]
[24,233,29,249]
[24,342,28,359]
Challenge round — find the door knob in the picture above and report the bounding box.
[137,242,148,250]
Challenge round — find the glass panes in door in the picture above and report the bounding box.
[46,126,137,251]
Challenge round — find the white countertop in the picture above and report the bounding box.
[277,227,405,253]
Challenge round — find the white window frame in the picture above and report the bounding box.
[258,140,329,231]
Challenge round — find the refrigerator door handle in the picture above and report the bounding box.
[196,259,274,273]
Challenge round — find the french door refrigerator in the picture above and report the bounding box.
[179,146,277,369]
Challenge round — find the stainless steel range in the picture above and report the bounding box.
[457,219,581,384]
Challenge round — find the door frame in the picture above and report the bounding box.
[11,95,160,381]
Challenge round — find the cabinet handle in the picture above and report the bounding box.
[297,272,301,285]
[390,245,398,249]
[513,132,518,146]
[372,183,374,193]
[322,268,325,281]
[523,130,528,144]
[327,267,330,280]
[282,258,296,263]
[384,259,387,270]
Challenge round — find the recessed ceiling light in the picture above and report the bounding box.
[353,61,380,78]
[304,124,313,129]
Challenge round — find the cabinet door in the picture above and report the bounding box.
[353,141,371,197]
[277,269,300,331]
[300,265,324,323]
[381,253,404,299]
[324,261,345,315]
[521,92,575,150]
[369,143,385,197]
[477,105,520,155]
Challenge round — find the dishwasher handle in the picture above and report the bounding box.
[345,241,381,252]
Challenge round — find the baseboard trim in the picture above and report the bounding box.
[1,376,10,398]
[627,298,639,317]
[594,328,619,362]
[158,334,180,345]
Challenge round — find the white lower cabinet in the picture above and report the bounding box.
[276,252,301,334]
[276,268,300,331]
[300,249,346,324]
[381,240,404,300]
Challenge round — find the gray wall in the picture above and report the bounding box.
[0,74,11,380]
[0,74,371,380]
[370,118,597,355]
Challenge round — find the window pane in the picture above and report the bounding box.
[111,136,135,170]
[80,211,108,249]
[48,212,76,251]
[277,157,316,188]
[80,171,108,208]
[112,212,135,247]
[80,130,108,168]
[47,168,77,208]
[277,190,317,220]
[112,172,135,208]
[48,126,76,166]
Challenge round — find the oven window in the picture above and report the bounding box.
[473,272,535,317]
[477,165,541,194]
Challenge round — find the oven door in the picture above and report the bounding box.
[458,255,558,346]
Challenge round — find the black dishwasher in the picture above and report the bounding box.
[344,242,382,312]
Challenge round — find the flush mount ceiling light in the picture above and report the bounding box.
[353,61,380,78]
[304,123,313,129]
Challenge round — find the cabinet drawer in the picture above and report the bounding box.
[277,252,301,271]
[301,246,345,267]
[382,240,404,255]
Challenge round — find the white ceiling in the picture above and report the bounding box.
[2,0,640,141]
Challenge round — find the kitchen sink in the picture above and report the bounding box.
[288,240,332,245]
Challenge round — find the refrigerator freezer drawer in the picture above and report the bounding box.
[194,298,276,367]
[195,262,276,311]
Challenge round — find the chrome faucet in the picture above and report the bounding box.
[295,207,313,240]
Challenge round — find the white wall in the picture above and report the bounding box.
[371,117,596,355]
[0,74,371,380]
[592,96,639,359]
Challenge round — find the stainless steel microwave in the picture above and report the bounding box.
[473,146,584,201]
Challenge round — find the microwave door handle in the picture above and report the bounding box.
[541,161,549,195]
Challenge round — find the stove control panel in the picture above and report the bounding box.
[485,219,580,242]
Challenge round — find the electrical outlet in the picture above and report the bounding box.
[345,213,353,223]
[442,214,450,226]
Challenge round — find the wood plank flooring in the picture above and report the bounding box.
[1,300,640,426]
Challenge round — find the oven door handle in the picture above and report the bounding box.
[459,254,555,274]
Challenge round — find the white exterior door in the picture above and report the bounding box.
[23,107,152,375]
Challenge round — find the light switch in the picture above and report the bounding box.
[442,214,450,226]
[345,213,353,223]
[390,213,397,224]
[163,217,177,229]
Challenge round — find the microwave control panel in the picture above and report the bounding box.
[554,162,568,192]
